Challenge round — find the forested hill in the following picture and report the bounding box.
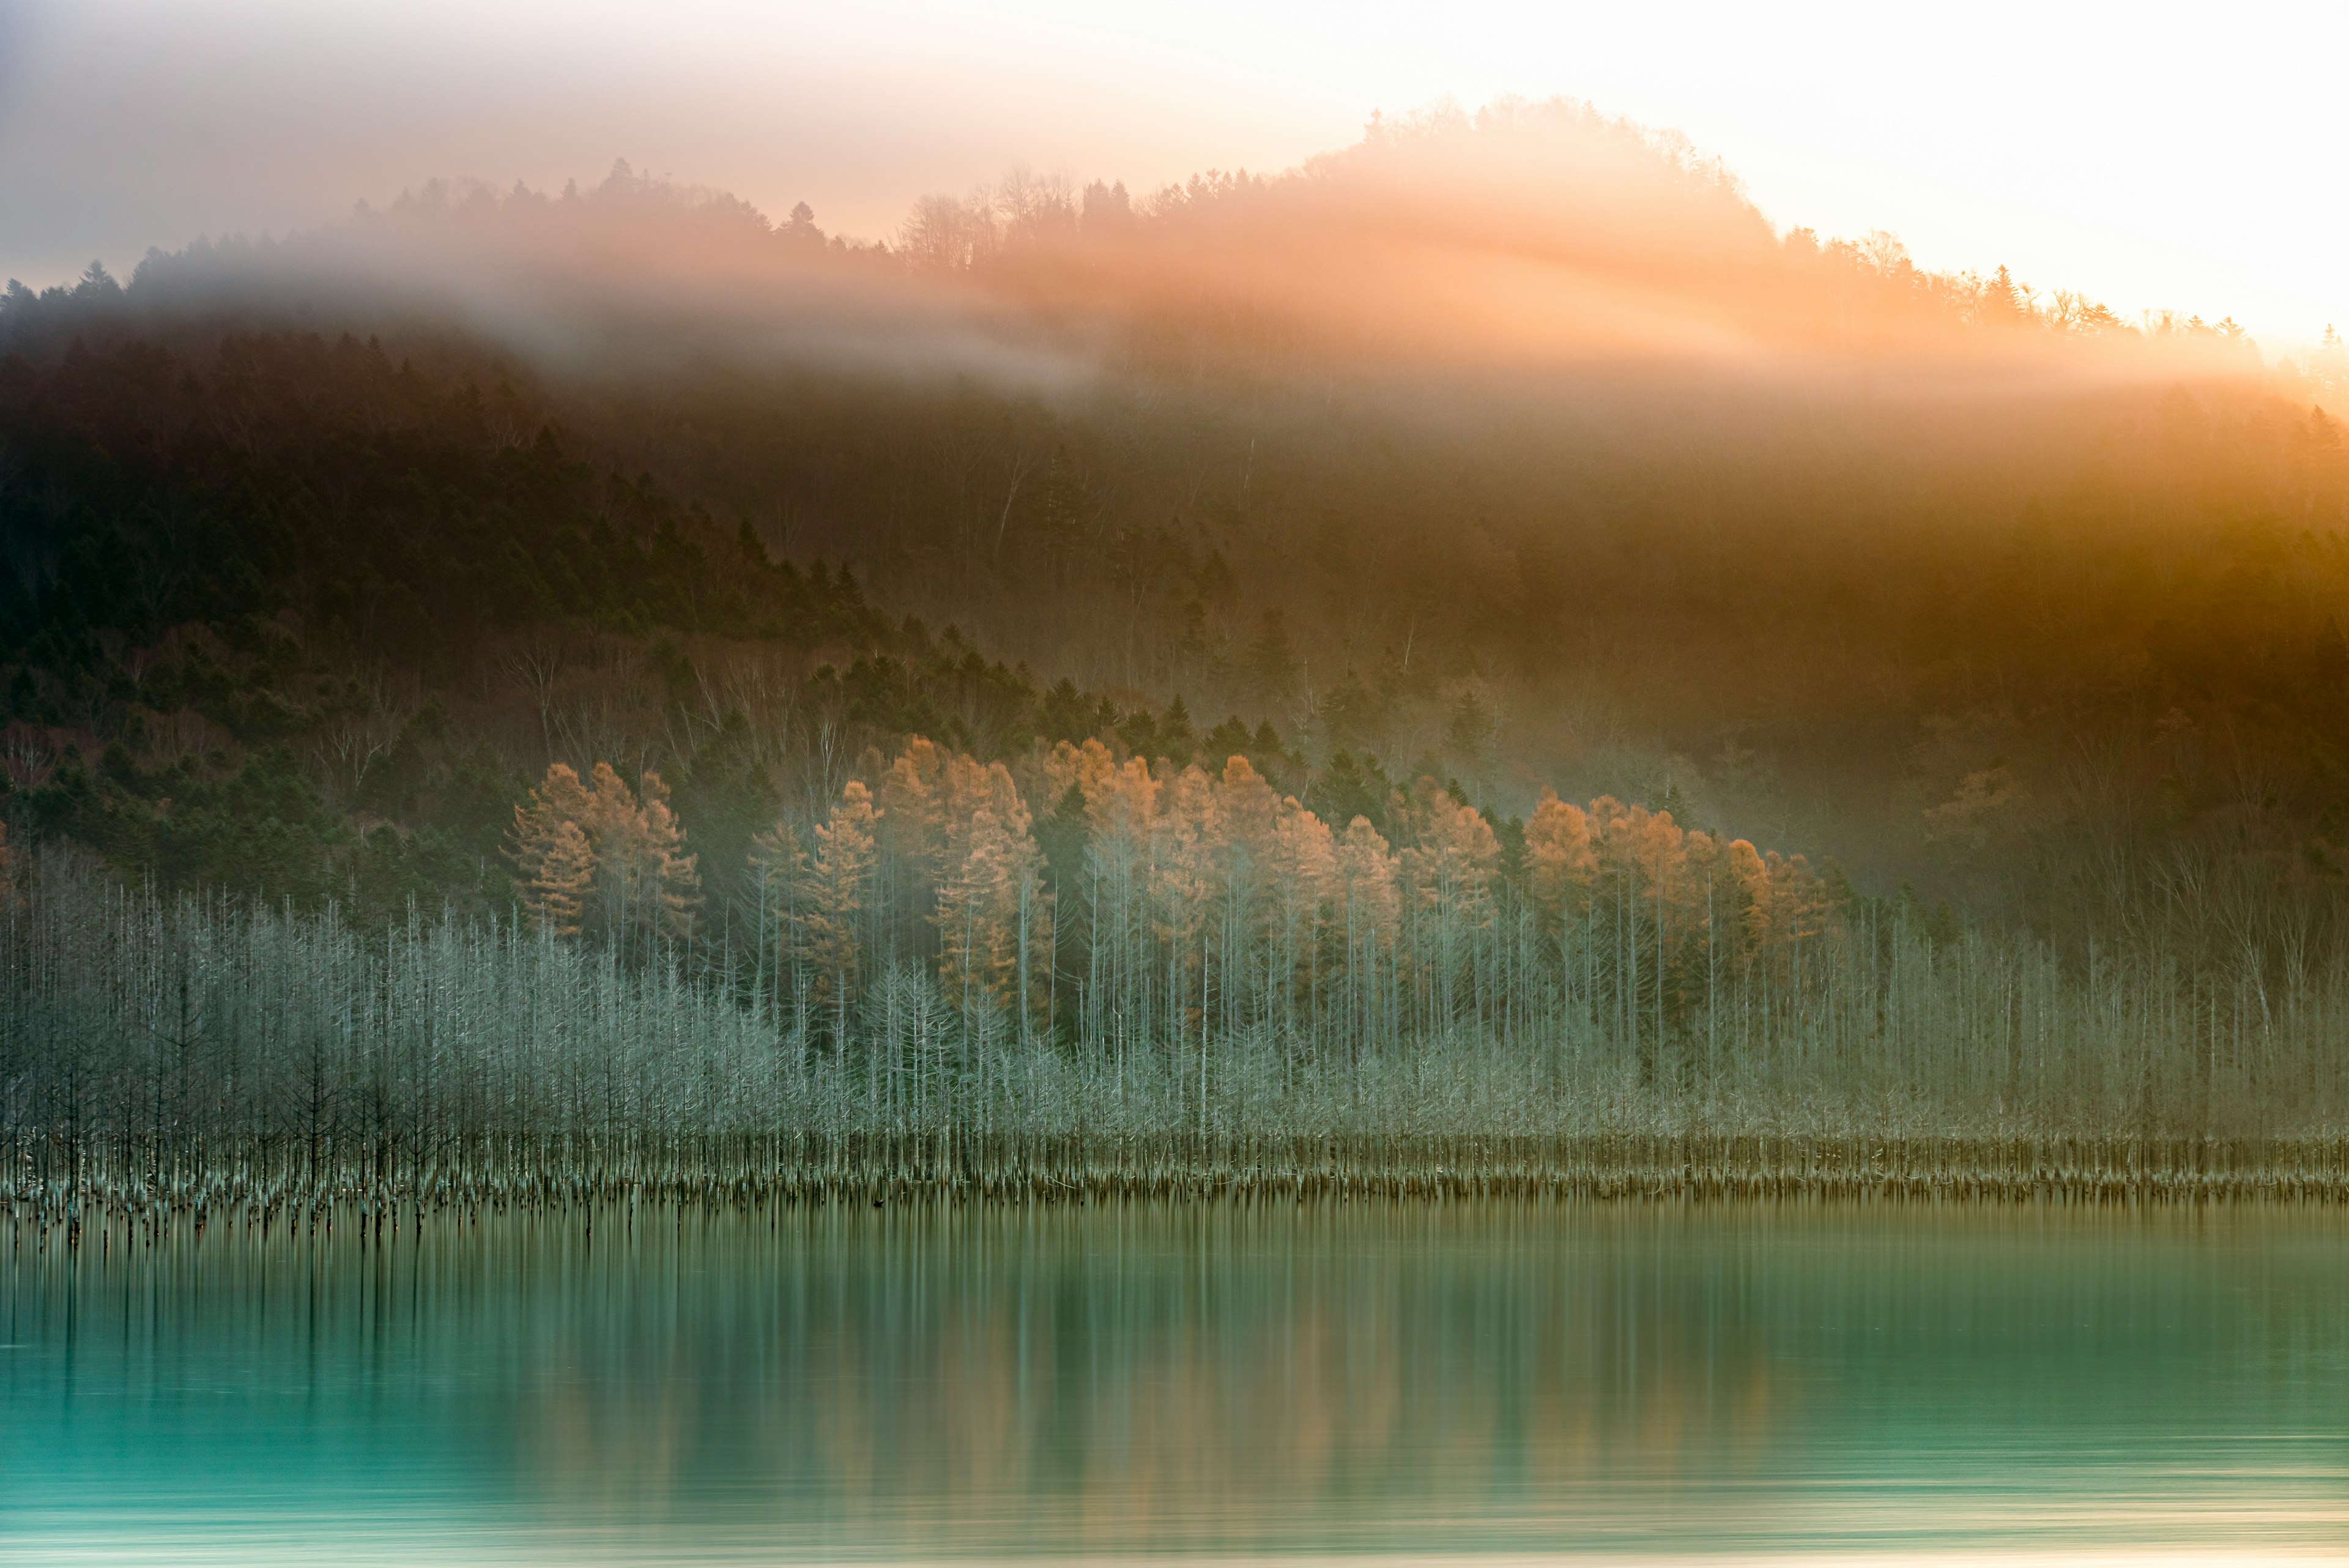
[7,98,2349,972]
[13,97,2349,1196]
[0,327,1327,922]
[1,333,888,666]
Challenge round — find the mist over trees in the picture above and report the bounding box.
[4,98,2349,1194]
[47,100,2282,376]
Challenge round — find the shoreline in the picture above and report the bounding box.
[9,1134,2349,1241]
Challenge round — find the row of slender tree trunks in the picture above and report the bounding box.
[7,849,2349,1233]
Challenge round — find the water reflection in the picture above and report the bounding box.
[4,1202,2347,1562]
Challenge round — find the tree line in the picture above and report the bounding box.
[6,116,2349,1109]
[9,778,2348,1219]
[6,719,2302,1197]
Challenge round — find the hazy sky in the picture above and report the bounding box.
[3,0,2342,349]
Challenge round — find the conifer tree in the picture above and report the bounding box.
[581,762,650,949]
[639,777,701,945]
[508,762,594,931]
[1526,791,1595,935]
[1267,796,1337,1043]
[529,820,595,938]
[505,759,699,954]
[935,803,1046,1017]
[878,736,949,894]
[1400,779,1501,1030]
[806,781,880,1004]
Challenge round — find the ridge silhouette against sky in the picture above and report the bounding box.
[1,0,2341,347]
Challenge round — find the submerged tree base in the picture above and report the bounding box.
[11,1135,2349,1247]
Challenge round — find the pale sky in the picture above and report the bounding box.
[2,0,2342,351]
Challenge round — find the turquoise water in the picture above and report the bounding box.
[4,1202,2347,1564]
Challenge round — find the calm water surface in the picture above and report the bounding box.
[3,1200,2346,1564]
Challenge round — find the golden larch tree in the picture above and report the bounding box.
[805,781,880,1001]
[529,820,595,938]
[508,762,594,932]
[1526,791,1595,935]
[935,802,1047,1016]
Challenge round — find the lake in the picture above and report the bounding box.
[4,1200,2346,1564]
